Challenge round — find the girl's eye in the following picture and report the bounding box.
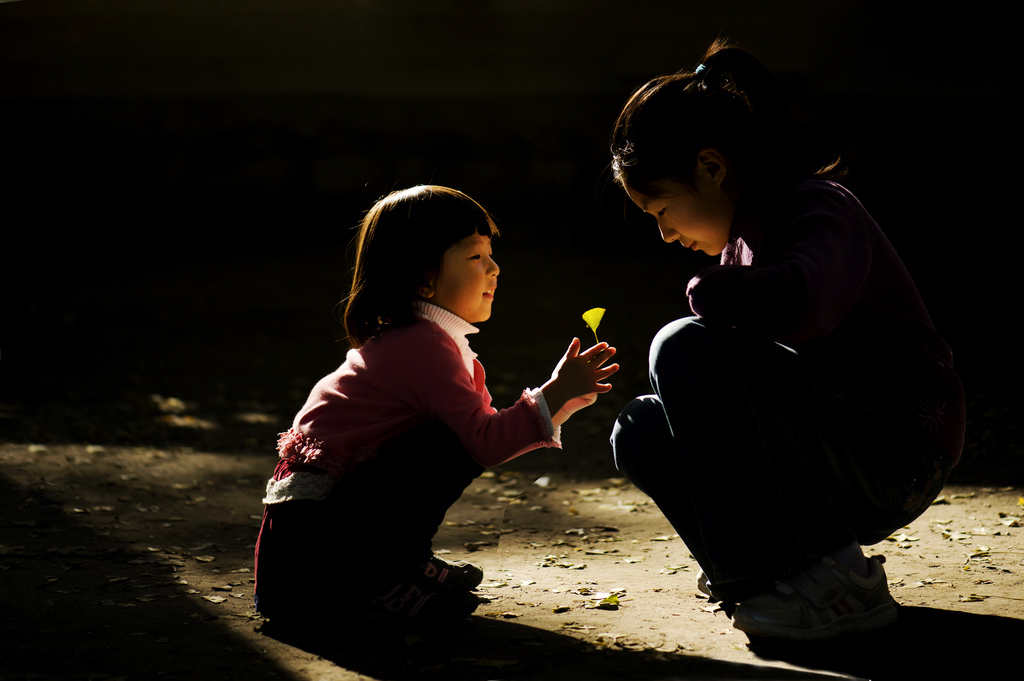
[657,208,666,218]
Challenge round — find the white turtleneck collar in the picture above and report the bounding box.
[413,301,479,378]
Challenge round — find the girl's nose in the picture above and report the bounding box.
[657,223,677,243]
[488,257,500,276]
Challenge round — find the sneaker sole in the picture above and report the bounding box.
[734,600,898,641]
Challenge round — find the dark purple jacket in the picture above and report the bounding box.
[687,179,965,462]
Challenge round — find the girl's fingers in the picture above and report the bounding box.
[565,337,581,358]
[581,343,615,364]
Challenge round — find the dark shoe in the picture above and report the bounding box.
[366,581,484,625]
[421,555,484,592]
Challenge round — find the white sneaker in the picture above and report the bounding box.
[696,569,712,597]
[732,555,897,641]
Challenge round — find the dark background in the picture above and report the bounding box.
[2,0,1022,481]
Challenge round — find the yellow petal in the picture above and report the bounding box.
[583,308,605,332]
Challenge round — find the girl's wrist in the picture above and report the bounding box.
[539,379,569,417]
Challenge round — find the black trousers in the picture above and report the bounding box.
[254,421,483,620]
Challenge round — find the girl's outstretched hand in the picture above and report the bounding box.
[541,338,619,423]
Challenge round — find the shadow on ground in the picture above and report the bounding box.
[0,472,278,681]
[259,616,833,681]
[747,606,1024,681]
[257,603,1024,680]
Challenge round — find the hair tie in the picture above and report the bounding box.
[695,64,707,77]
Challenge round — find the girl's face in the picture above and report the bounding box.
[624,154,736,256]
[422,232,499,323]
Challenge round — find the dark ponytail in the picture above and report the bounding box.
[611,38,816,205]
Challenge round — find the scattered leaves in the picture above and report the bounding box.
[535,554,586,570]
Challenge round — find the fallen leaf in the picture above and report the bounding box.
[998,514,1023,527]
[584,594,620,610]
[574,488,604,496]
[659,565,690,575]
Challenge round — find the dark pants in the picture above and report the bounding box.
[611,317,950,602]
[254,421,483,620]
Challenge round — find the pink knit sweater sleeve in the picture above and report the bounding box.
[387,322,559,467]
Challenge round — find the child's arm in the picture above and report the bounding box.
[540,339,618,419]
[687,182,871,345]
[551,393,598,427]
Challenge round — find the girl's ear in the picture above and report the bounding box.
[418,271,436,299]
[695,148,728,186]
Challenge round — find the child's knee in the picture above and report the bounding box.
[611,395,672,483]
[649,316,721,378]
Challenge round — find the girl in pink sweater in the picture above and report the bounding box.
[255,185,617,628]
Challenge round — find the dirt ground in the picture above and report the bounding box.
[1,440,1022,681]
[4,252,1024,681]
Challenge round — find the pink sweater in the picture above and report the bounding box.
[272,303,559,489]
